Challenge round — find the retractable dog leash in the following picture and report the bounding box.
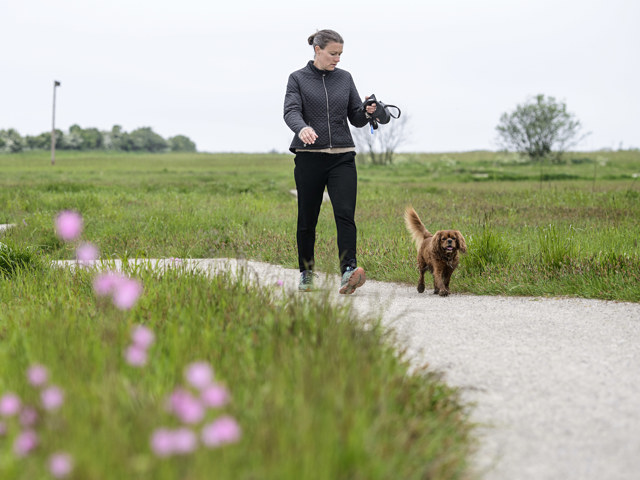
[364,94,402,133]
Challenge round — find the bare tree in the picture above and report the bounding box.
[351,113,409,165]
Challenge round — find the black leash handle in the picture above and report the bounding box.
[364,94,401,131]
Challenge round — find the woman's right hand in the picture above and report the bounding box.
[298,127,318,145]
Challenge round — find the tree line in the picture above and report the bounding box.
[0,125,196,153]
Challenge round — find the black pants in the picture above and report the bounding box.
[294,151,358,274]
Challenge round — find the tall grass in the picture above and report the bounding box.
[0,262,474,479]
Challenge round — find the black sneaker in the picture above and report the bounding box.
[339,266,366,294]
[299,270,315,292]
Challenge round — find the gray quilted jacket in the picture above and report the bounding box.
[284,60,369,153]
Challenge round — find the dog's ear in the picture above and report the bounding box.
[431,231,443,253]
[456,231,467,253]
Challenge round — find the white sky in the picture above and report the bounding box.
[1,0,638,153]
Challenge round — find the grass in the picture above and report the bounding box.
[1,150,638,301]
[0,256,473,479]
[1,149,639,478]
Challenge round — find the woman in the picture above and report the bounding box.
[283,29,379,293]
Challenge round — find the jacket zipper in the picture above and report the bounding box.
[321,74,332,147]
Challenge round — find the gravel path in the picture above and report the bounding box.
[57,257,640,479]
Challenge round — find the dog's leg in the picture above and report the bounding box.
[444,268,454,295]
[417,259,427,293]
[432,267,448,296]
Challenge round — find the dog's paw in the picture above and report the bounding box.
[417,283,425,293]
[438,290,450,297]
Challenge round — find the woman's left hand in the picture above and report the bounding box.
[364,96,377,115]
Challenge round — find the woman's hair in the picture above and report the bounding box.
[308,29,343,49]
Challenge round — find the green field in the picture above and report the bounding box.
[0,150,639,479]
[2,150,639,301]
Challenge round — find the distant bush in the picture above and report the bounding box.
[2,125,197,153]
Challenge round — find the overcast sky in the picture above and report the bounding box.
[2,0,638,153]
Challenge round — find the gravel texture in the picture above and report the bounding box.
[57,257,640,479]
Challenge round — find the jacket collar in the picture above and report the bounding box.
[306,59,335,75]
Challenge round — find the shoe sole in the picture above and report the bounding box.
[339,267,366,295]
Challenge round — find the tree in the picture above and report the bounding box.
[0,129,25,153]
[79,127,103,150]
[129,127,168,152]
[168,135,197,152]
[351,113,409,165]
[105,125,133,151]
[496,94,587,163]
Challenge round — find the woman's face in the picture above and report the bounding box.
[314,42,343,71]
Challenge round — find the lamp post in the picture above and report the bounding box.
[51,80,61,165]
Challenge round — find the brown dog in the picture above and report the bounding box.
[404,206,467,296]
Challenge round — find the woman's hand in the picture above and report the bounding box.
[364,96,377,115]
[298,126,318,145]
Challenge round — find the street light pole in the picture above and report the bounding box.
[51,80,61,166]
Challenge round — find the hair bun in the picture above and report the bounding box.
[307,33,316,46]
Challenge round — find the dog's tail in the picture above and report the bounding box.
[404,206,432,252]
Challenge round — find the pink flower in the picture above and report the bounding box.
[131,325,154,349]
[76,242,99,264]
[27,364,49,387]
[185,362,213,390]
[150,428,174,457]
[93,272,120,297]
[167,388,205,424]
[172,427,198,454]
[41,386,64,411]
[201,416,241,447]
[276,279,284,286]
[112,277,143,310]
[0,393,21,417]
[55,211,83,242]
[125,345,148,367]
[14,430,38,457]
[19,407,38,427]
[150,428,198,457]
[200,384,229,409]
[48,452,73,478]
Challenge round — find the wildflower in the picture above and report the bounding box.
[48,452,74,478]
[201,416,241,447]
[93,272,120,297]
[276,279,284,286]
[0,392,21,417]
[131,325,154,349]
[125,345,148,367]
[41,386,65,411]
[172,427,198,455]
[76,242,99,264]
[55,211,83,242]
[184,362,213,390]
[167,388,205,424]
[13,430,38,457]
[200,384,229,409]
[27,364,49,387]
[93,272,143,310]
[112,277,143,310]
[150,428,174,457]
